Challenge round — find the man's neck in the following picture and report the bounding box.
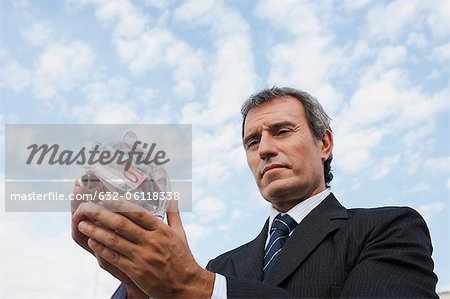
[271,187,328,213]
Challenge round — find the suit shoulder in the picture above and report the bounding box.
[207,240,252,267]
[346,206,430,238]
[348,205,423,221]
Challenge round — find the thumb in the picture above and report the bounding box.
[71,179,88,215]
[166,198,183,230]
[166,199,190,248]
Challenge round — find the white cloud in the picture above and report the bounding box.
[71,76,172,124]
[83,77,130,103]
[193,162,232,184]
[255,0,323,36]
[141,0,171,10]
[74,0,204,99]
[184,222,213,241]
[407,32,428,48]
[363,0,450,43]
[364,0,421,41]
[123,28,204,98]
[406,181,430,193]
[426,0,450,38]
[227,146,248,173]
[63,0,255,188]
[190,123,244,183]
[333,65,447,175]
[401,122,434,175]
[250,191,270,208]
[33,41,95,100]
[334,127,386,174]
[350,179,362,191]
[426,69,442,80]
[195,196,226,221]
[92,0,148,39]
[12,0,29,9]
[255,0,343,113]
[429,42,450,63]
[0,60,31,92]
[342,0,373,11]
[230,208,251,221]
[93,104,141,124]
[21,23,54,46]
[132,87,156,105]
[176,0,257,125]
[360,46,408,83]
[202,35,256,124]
[0,217,119,298]
[173,0,257,188]
[446,178,450,190]
[424,157,450,174]
[417,202,445,223]
[341,70,407,127]
[395,87,448,131]
[373,154,400,180]
[437,283,450,295]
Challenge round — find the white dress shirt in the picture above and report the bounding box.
[211,189,330,299]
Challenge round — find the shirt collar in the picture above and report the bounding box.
[268,189,331,234]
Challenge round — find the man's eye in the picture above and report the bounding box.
[246,140,259,149]
[276,129,291,135]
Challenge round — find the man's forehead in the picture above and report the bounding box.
[243,97,305,134]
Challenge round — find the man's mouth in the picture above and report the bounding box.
[261,164,286,176]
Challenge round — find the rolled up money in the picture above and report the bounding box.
[79,131,171,220]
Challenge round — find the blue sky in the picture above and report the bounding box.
[1,0,449,297]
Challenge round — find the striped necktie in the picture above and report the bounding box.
[262,213,297,280]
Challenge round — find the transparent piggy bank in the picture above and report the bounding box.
[78,131,171,220]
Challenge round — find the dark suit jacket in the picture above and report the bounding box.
[206,193,438,298]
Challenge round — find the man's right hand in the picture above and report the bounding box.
[71,181,147,298]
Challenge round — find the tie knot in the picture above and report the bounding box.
[271,213,297,235]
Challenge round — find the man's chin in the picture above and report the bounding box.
[261,185,294,203]
[260,181,310,208]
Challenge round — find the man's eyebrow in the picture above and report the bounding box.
[269,121,296,130]
[243,121,296,145]
[243,131,259,146]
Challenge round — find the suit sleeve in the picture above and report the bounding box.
[340,207,438,298]
[223,275,293,298]
[110,283,127,299]
[206,261,293,298]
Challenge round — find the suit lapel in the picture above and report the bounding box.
[232,218,269,281]
[264,193,348,286]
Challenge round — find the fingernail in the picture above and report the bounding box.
[88,238,98,247]
[78,221,88,231]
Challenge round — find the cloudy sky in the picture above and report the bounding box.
[1,0,449,297]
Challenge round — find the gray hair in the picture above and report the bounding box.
[241,86,334,187]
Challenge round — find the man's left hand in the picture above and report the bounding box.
[73,200,215,298]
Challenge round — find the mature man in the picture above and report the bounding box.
[72,87,438,298]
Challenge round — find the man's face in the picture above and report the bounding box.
[243,96,333,212]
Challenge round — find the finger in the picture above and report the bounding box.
[87,238,133,272]
[99,199,162,231]
[166,199,182,230]
[71,182,88,215]
[72,196,95,254]
[79,220,137,259]
[76,202,144,244]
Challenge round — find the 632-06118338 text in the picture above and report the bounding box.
[9,191,180,201]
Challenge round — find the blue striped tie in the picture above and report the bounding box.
[263,213,297,280]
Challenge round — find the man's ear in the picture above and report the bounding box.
[320,130,333,162]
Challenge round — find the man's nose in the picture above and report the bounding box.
[258,133,278,160]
